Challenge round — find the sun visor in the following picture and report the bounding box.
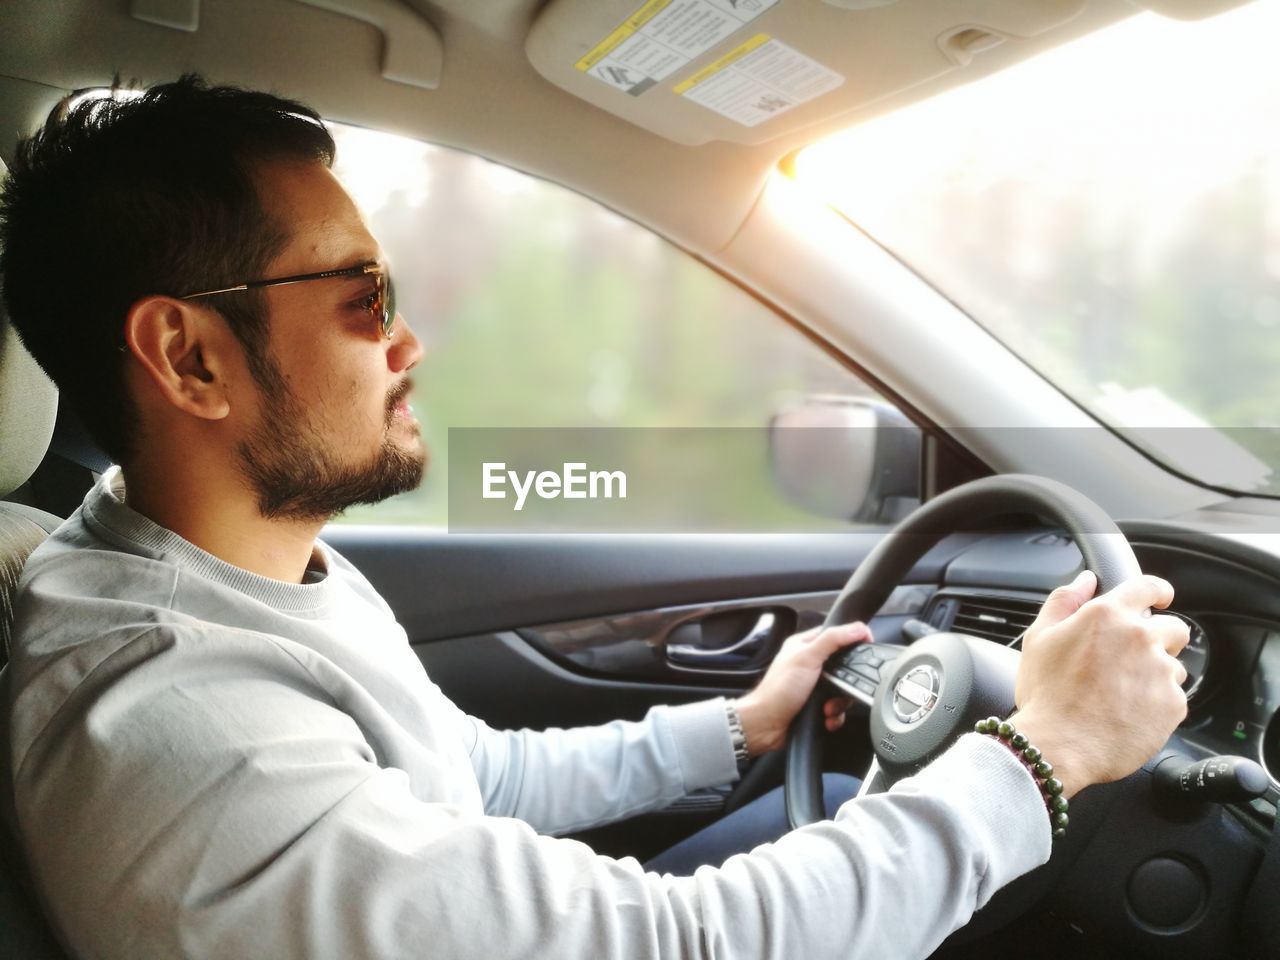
[1128,0,1256,19]
[526,0,1086,146]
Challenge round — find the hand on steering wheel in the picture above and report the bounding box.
[735,622,872,755]
[785,474,1189,830]
[1012,568,1189,798]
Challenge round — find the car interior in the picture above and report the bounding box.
[2,0,1280,958]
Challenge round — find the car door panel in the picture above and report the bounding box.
[323,529,982,727]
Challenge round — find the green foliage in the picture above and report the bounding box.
[329,130,881,529]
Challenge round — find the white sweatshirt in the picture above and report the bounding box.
[3,469,1050,959]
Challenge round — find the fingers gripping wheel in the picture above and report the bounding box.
[784,474,1141,830]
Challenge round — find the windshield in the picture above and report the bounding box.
[794,0,1280,496]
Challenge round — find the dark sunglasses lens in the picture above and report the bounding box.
[381,271,396,337]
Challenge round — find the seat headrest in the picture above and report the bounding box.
[0,157,59,499]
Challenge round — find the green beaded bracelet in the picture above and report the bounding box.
[974,715,1069,841]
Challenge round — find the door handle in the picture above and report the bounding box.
[667,612,777,668]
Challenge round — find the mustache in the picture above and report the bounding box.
[384,380,413,424]
[387,380,412,410]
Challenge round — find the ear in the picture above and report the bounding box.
[122,296,232,420]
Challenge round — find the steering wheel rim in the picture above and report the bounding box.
[784,473,1142,829]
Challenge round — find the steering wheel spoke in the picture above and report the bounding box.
[822,642,909,709]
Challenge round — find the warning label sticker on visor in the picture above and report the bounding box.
[576,0,780,96]
[673,33,844,127]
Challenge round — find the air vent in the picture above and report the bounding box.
[950,596,1041,645]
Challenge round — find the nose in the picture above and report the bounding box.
[388,312,424,372]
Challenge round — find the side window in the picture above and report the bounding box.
[329,124,907,530]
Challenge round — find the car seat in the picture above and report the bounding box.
[0,196,77,957]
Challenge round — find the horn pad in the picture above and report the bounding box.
[870,633,1020,782]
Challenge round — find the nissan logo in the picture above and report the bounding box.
[892,665,941,724]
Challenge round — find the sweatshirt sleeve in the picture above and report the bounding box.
[10,628,1052,960]
[464,697,741,834]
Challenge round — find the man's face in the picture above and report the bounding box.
[233,160,427,522]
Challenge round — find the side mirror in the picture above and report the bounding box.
[768,396,921,524]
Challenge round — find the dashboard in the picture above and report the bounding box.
[1176,614,1280,793]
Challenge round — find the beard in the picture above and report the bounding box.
[237,367,427,523]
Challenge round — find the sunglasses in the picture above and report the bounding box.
[179,260,397,339]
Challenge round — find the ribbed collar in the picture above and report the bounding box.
[81,467,334,615]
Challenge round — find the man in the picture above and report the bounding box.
[0,76,1189,959]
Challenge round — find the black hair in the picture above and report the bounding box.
[0,73,336,463]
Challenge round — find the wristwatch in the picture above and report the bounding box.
[726,701,751,763]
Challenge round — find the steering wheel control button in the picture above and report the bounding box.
[1127,857,1206,931]
[892,666,940,724]
[822,642,907,706]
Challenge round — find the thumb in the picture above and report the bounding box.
[1032,569,1097,630]
[807,621,872,658]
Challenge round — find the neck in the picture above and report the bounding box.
[120,464,327,584]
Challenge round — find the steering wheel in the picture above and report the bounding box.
[785,474,1141,829]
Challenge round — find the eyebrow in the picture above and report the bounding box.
[342,270,378,286]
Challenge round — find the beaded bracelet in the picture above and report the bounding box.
[974,716,1070,840]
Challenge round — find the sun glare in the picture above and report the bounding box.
[794,1,1280,253]
[788,0,1280,493]
[330,125,435,213]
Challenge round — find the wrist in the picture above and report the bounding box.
[975,714,1073,840]
[734,694,784,756]
[1007,709,1085,799]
